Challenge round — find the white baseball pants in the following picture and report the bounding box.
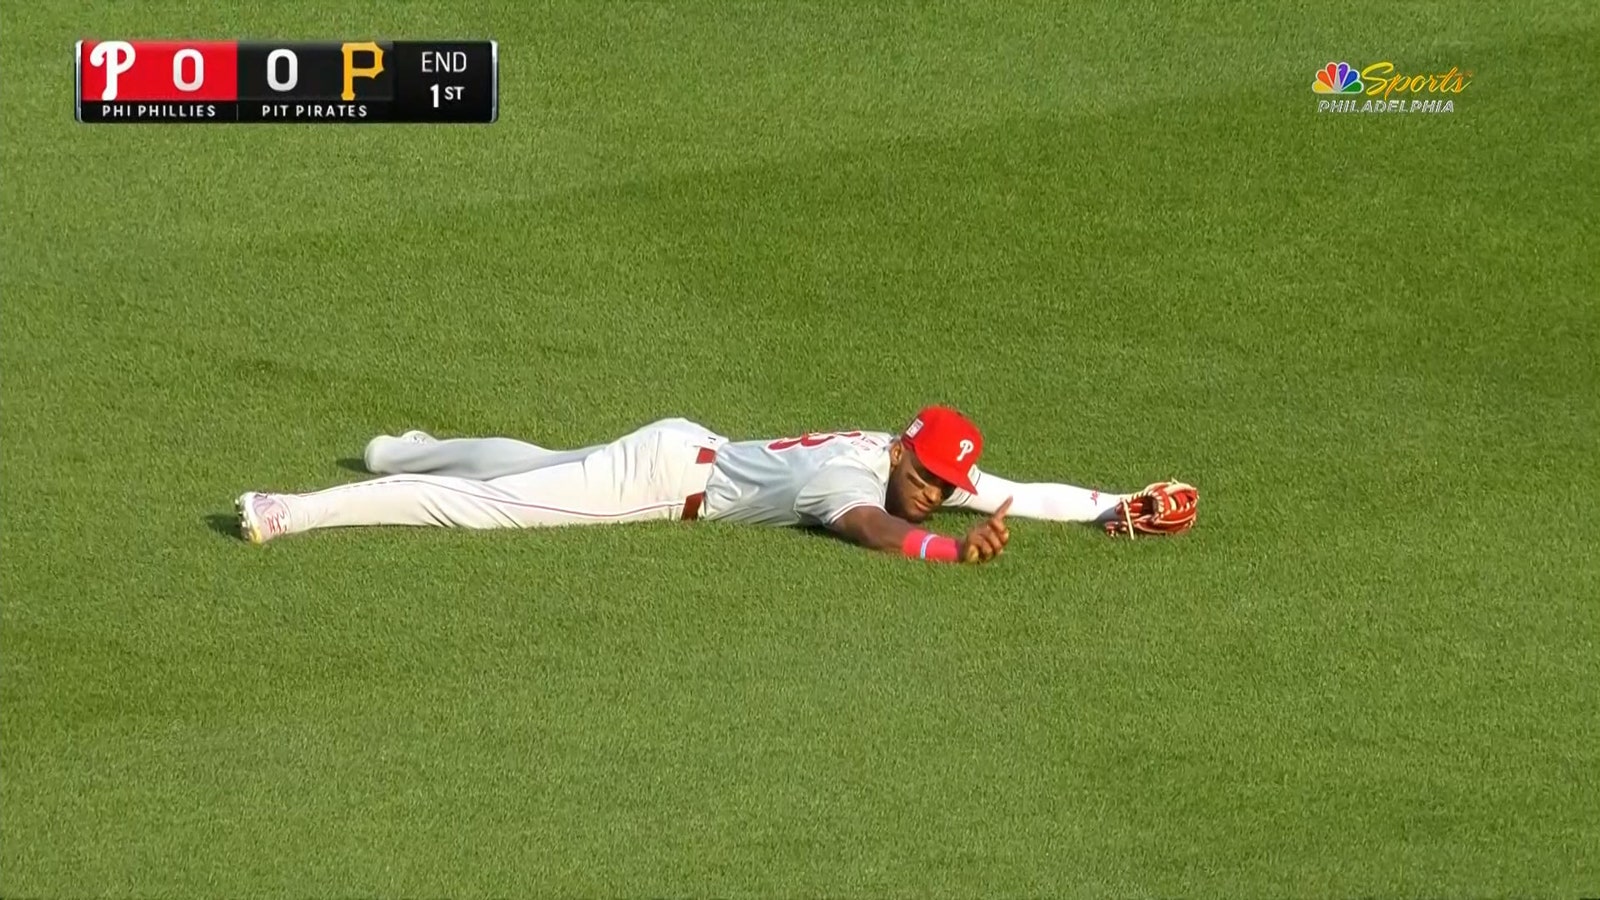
[279,418,726,533]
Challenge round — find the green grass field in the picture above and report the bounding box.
[4,2,1598,896]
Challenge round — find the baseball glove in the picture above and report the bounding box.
[1105,481,1198,538]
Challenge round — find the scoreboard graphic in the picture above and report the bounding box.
[75,40,498,123]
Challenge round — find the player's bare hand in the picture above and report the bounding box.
[959,496,1013,563]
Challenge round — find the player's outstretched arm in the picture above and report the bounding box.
[831,500,1011,564]
[945,469,1126,523]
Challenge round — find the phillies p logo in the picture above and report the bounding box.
[89,41,136,100]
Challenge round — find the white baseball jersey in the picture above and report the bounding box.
[260,418,1046,542]
[701,430,897,526]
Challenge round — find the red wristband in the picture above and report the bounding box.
[901,529,960,563]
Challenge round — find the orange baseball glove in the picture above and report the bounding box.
[1105,481,1198,538]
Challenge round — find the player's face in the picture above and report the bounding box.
[887,446,955,523]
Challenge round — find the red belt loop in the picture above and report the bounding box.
[683,446,716,520]
[682,492,705,521]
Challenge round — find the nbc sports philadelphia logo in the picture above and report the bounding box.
[1313,61,1471,114]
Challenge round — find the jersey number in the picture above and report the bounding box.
[767,431,862,451]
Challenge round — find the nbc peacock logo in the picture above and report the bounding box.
[1313,62,1363,94]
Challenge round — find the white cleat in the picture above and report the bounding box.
[236,491,291,544]
[399,430,436,444]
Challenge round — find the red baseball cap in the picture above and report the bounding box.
[901,405,983,494]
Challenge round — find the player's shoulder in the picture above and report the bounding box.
[831,430,893,458]
[821,431,893,475]
[766,429,893,454]
[849,430,894,448]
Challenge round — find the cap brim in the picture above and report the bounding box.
[908,443,978,494]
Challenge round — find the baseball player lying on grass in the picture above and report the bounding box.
[236,406,1196,563]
